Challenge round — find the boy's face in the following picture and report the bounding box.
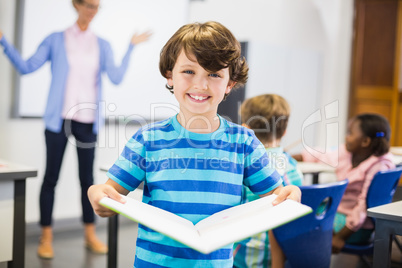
[166,50,235,120]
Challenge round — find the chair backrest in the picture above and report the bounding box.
[273,179,348,268]
[366,167,402,209]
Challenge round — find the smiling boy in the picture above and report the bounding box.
[88,21,300,268]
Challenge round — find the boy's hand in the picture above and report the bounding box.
[271,185,301,205]
[88,182,127,217]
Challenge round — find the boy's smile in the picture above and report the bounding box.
[188,93,210,102]
[166,50,235,131]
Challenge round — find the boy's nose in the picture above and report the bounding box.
[193,76,208,90]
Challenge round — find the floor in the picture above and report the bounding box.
[23,220,402,268]
[25,219,137,268]
[330,238,402,268]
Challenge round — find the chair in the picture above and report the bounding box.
[273,179,348,268]
[341,167,402,265]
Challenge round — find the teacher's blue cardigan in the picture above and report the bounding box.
[0,32,134,134]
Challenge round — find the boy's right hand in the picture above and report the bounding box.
[88,183,127,217]
[0,31,3,40]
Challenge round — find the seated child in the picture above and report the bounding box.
[88,21,301,268]
[233,94,304,268]
[294,113,395,253]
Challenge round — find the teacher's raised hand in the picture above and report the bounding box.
[130,30,152,45]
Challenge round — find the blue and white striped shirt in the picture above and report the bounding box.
[107,115,282,268]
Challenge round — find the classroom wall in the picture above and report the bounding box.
[0,0,354,224]
[189,0,354,152]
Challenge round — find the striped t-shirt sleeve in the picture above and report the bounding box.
[243,134,282,196]
[107,130,146,191]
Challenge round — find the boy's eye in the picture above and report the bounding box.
[209,73,221,78]
[183,70,194,74]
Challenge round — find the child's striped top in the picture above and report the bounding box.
[107,115,282,268]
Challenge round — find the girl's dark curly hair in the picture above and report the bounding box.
[354,113,391,156]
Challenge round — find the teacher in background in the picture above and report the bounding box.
[0,0,151,259]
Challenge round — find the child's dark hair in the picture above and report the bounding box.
[355,113,391,156]
[240,94,290,143]
[159,21,248,98]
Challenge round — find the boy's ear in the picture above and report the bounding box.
[241,123,250,129]
[166,71,173,87]
[226,81,237,94]
[361,136,371,148]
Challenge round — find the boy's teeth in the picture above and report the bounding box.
[190,94,207,100]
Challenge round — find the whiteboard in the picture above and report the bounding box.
[17,0,188,121]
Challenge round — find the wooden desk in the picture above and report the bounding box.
[389,148,402,185]
[390,146,402,156]
[391,147,402,166]
[367,201,402,268]
[297,162,335,184]
[0,160,37,268]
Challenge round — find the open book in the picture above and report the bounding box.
[100,194,312,254]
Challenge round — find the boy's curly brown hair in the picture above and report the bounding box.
[159,21,248,98]
[240,94,290,143]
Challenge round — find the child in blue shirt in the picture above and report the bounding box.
[88,21,301,268]
[233,94,304,268]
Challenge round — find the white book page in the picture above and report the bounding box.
[195,196,312,253]
[195,194,277,233]
[100,196,200,245]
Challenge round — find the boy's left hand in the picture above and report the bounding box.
[271,185,301,205]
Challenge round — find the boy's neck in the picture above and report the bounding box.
[177,112,220,134]
[263,139,281,148]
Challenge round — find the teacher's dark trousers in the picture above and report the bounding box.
[40,120,97,226]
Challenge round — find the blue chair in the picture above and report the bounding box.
[341,167,402,264]
[273,179,348,268]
